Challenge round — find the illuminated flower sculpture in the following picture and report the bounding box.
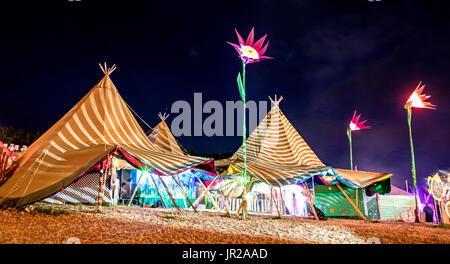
[346,111,370,171]
[227,28,272,64]
[404,82,436,222]
[227,28,272,218]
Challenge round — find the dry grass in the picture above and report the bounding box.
[1,203,449,244]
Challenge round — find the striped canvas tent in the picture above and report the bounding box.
[0,64,209,208]
[220,96,391,188]
[148,114,217,175]
[220,96,330,187]
[148,113,185,155]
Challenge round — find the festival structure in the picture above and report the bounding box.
[0,64,212,209]
[227,27,272,218]
[404,82,436,222]
[217,96,392,220]
[117,114,218,210]
[427,171,450,224]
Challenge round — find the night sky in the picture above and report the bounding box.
[1,0,449,192]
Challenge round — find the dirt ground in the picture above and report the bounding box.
[0,203,449,244]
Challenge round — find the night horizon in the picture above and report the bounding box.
[1,0,449,192]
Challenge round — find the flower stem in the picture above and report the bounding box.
[406,106,420,222]
[347,128,353,170]
[241,62,248,218]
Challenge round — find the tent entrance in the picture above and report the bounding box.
[119,169,198,209]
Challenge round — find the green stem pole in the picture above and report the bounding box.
[347,128,353,170]
[406,106,420,222]
[242,62,248,218]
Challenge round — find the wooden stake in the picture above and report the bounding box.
[237,175,254,217]
[173,175,198,212]
[356,188,359,208]
[158,175,182,214]
[149,173,168,208]
[303,182,319,220]
[128,170,144,206]
[224,183,238,217]
[192,175,220,209]
[376,193,381,220]
[336,183,368,220]
[271,185,281,218]
[279,187,285,215]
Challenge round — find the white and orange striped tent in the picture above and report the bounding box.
[0,64,210,207]
[148,114,217,174]
[148,113,185,155]
[218,96,391,188]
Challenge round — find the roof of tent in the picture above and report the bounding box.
[148,114,185,155]
[148,115,218,175]
[0,64,209,207]
[387,185,414,196]
[218,96,391,188]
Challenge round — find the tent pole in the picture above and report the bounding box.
[197,175,220,211]
[173,175,198,212]
[224,183,238,217]
[149,173,168,208]
[336,183,368,220]
[97,158,109,213]
[192,174,220,210]
[128,170,144,206]
[158,175,182,214]
[237,175,254,217]
[356,188,359,208]
[97,171,104,212]
[376,193,381,220]
[271,185,281,218]
[279,187,286,215]
[303,182,319,220]
[177,176,189,209]
[312,177,315,204]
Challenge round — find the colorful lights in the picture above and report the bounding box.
[349,110,370,131]
[227,27,272,64]
[346,110,370,170]
[405,82,436,110]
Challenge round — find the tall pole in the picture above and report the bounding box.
[406,106,420,222]
[346,128,353,170]
[240,62,249,219]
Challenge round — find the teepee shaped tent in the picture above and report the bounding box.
[0,64,209,207]
[222,96,391,188]
[148,113,185,155]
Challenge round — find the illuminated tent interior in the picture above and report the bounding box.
[0,64,212,208]
[117,115,218,209]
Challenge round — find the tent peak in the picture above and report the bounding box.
[98,62,117,76]
[158,112,170,121]
[268,95,283,106]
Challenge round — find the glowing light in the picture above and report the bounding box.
[240,45,260,60]
[405,82,436,110]
[349,110,370,131]
[227,27,272,64]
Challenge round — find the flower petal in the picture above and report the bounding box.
[227,41,242,54]
[246,27,255,45]
[253,34,267,51]
[259,55,273,60]
[234,29,245,46]
[259,41,269,55]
